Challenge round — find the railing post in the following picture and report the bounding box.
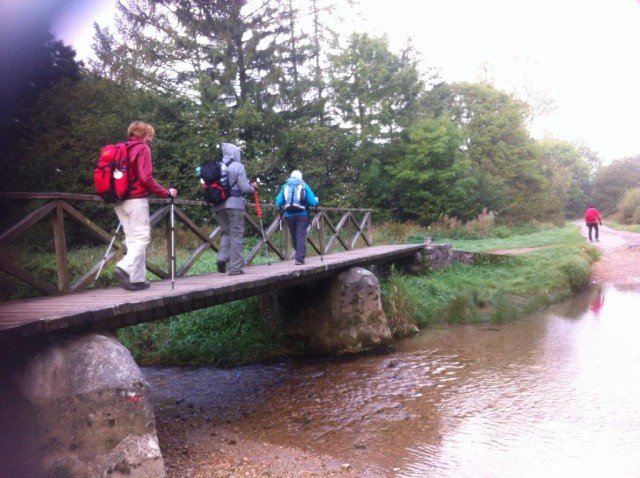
[319,212,325,254]
[283,218,291,259]
[53,201,70,292]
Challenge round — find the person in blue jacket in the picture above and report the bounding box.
[276,170,319,265]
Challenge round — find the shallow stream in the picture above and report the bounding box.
[144,284,640,477]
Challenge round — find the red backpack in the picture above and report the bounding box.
[93,142,140,203]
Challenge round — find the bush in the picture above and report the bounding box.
[464,208,495,236]
[373,221,427,244]
[617,188,640,224]
[381,271,420,335]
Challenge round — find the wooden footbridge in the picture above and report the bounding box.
[0,193,425,358]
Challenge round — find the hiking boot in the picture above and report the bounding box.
[229,270,245,276]
[127,281,150,291]
[216,260,227,273]
[295,260,305,265]
[112,267,130,288]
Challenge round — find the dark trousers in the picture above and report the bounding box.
[286,214,309,262]
[587,222,599,241]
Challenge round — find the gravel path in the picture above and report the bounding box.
[576,222,640,285]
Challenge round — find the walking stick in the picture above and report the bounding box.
[170,186,176,289]
[95,222,122,280]
[253,189,271,265]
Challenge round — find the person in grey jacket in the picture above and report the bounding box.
[213,143,258,275]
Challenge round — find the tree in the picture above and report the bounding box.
[591,156,640,215]
[326,33,425,208]
[517,85,557,137]
[92,0,309,141]
[328,33,423,145]
[385,117,465,224]
[617,188,640,224]
[535,139,591,220]
[2,74,193,199]
[423,82,547,222]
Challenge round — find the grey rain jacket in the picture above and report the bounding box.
[213,143,255,212]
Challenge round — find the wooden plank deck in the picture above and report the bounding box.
[0,244,425,358]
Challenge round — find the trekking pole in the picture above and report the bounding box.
[169,184,176,289]
[253,189,271,265]
[96,222,122,280]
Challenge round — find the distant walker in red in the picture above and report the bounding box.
[584,205,603,242]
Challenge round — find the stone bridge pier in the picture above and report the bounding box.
[0,333,166,478]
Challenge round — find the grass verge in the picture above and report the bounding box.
[383,244,597,333]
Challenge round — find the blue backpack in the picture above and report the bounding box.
[283,179,307,212]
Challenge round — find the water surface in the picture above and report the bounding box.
[144,284,640,477]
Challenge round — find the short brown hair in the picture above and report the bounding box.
[127,121,155,139]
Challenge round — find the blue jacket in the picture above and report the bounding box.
[276,178,318,217]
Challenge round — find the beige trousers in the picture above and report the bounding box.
[114,198,151,283]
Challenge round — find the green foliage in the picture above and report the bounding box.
[601,221,640,233]
[372,221,428,245]
[421,82,549,222]
[440,223,581,252]
[385,116,465,224]
[535,138,591,220]
[381,242,593,333]
[328,33,423,143]
[616,188,640,224]
[381,271,420,334]
[117,299,283,365]
[376,221,592,335]
[273,124,360,207]
[5,0,602,245]
[592,156,640,216]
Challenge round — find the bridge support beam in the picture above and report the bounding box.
[259,267,393,356]
[0,333,165,478]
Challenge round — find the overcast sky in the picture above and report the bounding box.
[44,0,640,164]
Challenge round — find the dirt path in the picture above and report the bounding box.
[576,222,640,285]
[157,224,640,477]
[491,223,640,286]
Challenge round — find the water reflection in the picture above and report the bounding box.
[589,287,605,316]
[144,284,640,477]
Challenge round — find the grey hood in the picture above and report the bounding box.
[221,143,241,164]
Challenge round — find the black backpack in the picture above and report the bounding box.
[197,159,234,205]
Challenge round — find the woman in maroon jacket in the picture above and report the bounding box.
[112,121,178,290]
[584,205,603,242]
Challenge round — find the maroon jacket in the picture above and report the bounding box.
[126,138,170,199]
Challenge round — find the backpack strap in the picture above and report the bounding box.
[224,159,239,195]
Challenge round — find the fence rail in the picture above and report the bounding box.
[0,192,373,297]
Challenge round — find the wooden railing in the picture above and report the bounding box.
[0,192,373,297]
